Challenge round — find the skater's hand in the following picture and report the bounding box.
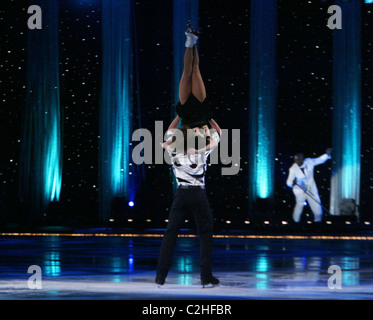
[326,148,332,156]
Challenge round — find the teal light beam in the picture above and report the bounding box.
[99,0,133,221]
[248,0,278,203]
[19,0,63,219]
[330,0,361,217]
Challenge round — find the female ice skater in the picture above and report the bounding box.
[175,23,213,128]
[155,24,221,287]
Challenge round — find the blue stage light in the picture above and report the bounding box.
[128,201,135,207]
[330,0,361,216]
[248,0,277,202]
[128,254,134,272]
[20,0,62,217]
[99,0,134,221]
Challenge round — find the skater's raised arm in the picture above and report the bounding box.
[208,119,222,136]
[162,116,181,150]
[168,115,181,131]
[311,148,332,166]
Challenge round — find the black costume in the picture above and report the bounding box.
[156,186,214,282]
[176,94,213,127]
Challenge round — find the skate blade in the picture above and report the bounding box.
[202,284,215,289]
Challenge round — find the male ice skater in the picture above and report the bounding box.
[286,148,332,223]
[155,116,221,287]
[155,23,221,287]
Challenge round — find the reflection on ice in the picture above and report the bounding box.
[44,251,61,277]
[1,236,373,299]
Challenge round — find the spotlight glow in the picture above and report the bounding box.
[20,0,62,215]
[128,201,134,207]
[330,0,361,217]
[249,0,277,201]
[100,0,134,221]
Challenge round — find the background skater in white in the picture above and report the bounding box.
[286,148,332,223]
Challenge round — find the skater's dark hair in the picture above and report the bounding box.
[170,125,210,153]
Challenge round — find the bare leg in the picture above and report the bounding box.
[192,45,206,103]
[179,47,194,105]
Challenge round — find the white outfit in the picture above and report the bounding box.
[286,154,331,222]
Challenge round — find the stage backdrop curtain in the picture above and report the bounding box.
[19,0,63,220]
[99,0,134,221]
[248,0,278,212]
[330,0,362,218]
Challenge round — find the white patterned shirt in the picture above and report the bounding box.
[166,131,220,187]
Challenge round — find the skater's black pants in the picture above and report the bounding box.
[156,186,214,279]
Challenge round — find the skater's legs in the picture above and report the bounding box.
[306,187,323,222]
[179,47,194,105]
[156,191,187,279]
[191,190,214,276]
[293,191,306,223]
[191,46,206,103]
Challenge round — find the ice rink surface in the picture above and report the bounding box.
[1,234,373,300]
